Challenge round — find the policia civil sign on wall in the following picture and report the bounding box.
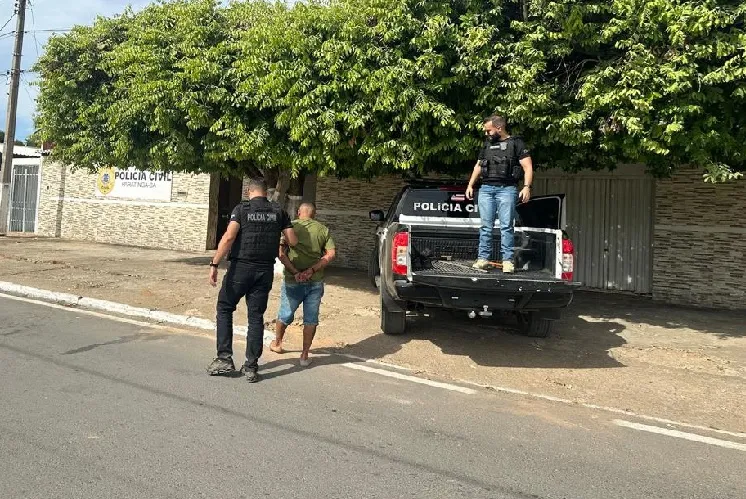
[96,167,173,201]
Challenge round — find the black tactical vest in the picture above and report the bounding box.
[481,137,521,185]
[229,198,285,265]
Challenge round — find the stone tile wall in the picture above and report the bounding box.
[313,169,746,310]
[654,169,745,309]
[315,176,406,269]
[37,161,211,252]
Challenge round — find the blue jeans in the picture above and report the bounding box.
[277,281,325,326]
[477,185,518,261]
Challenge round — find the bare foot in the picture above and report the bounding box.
[269,340,284,354]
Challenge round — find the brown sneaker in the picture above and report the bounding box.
[502,261,515,273]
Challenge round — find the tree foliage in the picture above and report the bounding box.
[504,0,746,182]
[35,0,746,184]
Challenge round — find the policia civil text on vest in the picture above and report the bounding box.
[206,178,298,382]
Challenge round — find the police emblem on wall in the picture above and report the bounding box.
[97,167,116,196]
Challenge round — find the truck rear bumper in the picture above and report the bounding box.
[394,277,576,312]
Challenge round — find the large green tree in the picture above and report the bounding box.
[227,0,510,178]
[499,0,746,181]
[36,1,231,173]
[35,0,746,185]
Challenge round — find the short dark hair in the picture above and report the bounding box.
[247,177,268,193]
[484,115,507,129]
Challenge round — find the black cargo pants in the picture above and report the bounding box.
[216,261,274,371]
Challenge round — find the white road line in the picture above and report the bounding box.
[0,293,176,330]
[456,381,746,439]
[343,363,477,395]
[328,351,414,372]
[438,368,746,439]
[0,290,274,343]
[585,404,746,439]
[614,420,746,452]
[2,289,745,438]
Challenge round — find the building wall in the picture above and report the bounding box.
[315,176,406,269]
[315,169,745,310]
[653,169,745,309]
[37,161,212,252]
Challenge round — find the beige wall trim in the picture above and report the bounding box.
[317,209,371,217]
[539,164,648,179]
[655,224,746,235]
[50,197,209,209]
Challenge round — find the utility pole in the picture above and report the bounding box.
[0,0,27,234]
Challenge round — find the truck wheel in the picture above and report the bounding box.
[381,292,406,335]
[517,312,553,338]
[368,249,380,290]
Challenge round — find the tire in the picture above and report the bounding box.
[381,291,407,335]
[517,312,553,338]
[368,248,380,290]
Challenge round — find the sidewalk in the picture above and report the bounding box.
[1,236,745,431]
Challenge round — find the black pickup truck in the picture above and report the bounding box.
[368,182,579,338]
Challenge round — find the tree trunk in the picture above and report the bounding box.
[288,171,305,196]
[262,167,306,209]
[271,168,291,206]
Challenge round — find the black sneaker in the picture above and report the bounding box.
[240,365,261,383]
[206,357,235,376]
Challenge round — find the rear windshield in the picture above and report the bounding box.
[399,188,479,219]
[397,187,563,230]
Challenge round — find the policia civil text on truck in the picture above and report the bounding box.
[206,178,297,383]
[465,115,534,273]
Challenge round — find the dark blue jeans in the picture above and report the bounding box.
[216,261,274,370]
[477,185,518,261]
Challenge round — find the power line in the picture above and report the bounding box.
[0,29,74,37]
[0,8,15,35]
[26,28,73,33]
[19,72,34,103]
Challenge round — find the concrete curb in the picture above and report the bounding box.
[0,280,275,342]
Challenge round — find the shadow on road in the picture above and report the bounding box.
[334,309,627,370]
[63,332,171,355]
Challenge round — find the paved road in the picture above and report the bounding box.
[1,295,744,499]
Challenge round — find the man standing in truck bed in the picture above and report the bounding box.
[465,115,534,273]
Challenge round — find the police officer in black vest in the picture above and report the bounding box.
[206,178,297,382]
[466,115,534,273]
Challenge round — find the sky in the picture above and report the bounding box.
[0,0,153,141]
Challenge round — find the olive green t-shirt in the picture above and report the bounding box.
[284,218,336,282]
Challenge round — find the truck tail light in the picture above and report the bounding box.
[562,237,574,282]
[392,231,409,275]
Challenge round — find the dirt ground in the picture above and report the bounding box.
[1,236,744,432]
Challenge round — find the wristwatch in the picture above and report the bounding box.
[209,262,219,268]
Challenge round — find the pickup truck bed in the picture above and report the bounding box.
[370,183,578,338]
